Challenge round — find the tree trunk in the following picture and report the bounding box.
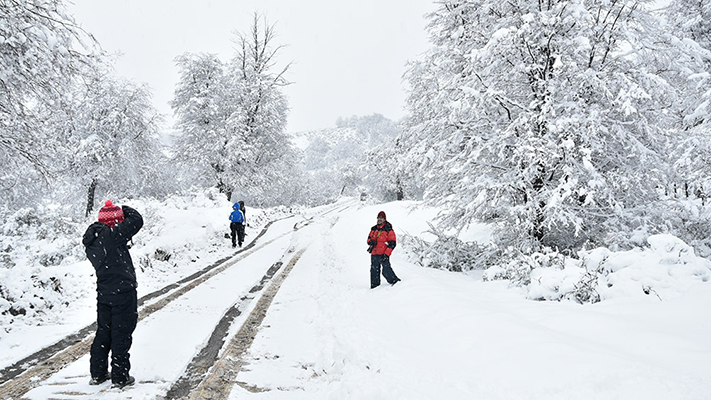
[531,168,546,244]
[216,178,233,201]
[85,178,97,218]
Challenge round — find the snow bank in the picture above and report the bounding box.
[488,234,711,303]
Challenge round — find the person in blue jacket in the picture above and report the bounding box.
[229,202,245,247]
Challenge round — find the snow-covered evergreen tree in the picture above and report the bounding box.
[401,0,704,252]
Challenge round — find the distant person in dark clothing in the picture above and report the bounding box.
[367,211,401,288]
[229,202,245,247]
[238,200,246,222]
[82,200,143,388]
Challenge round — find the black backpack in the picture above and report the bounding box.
[238,201,246,219]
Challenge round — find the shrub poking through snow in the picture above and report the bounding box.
[402,223,499,272]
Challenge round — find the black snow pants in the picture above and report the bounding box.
[230,222,245,247]
[370,254,400,288]
[90,290,138,383]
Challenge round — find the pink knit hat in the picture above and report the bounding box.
[98,200,124,227]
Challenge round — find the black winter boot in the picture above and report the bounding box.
[112,375,135,389]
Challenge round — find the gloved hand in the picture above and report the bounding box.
[368,240,376,246]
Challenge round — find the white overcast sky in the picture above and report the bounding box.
[67,0,436,134]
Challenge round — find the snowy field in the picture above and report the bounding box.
[1,195,710,399]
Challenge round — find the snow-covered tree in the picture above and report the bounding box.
[0,0,96,207]
[365,137,417,202]
[172,53,230,193]
[298,114,400,204]
[339,114,401,201]
[224,15,293,204]
[401,0,702,252]
[300,126,364,204]
[665,0,711,201]
[667,0,711,50]
[59,65,166,216]
[171,15,296,206]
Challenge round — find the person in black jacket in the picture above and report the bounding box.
[238,200,246,221]
[82,200,143,388]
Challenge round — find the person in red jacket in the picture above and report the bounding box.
[367,211,401,288]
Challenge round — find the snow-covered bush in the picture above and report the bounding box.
[402,223,498,272]
[655,199,711,258]
[595,197,711,259]
[484,251,567,289]
[0,206,88,328]
[484,234,711,303]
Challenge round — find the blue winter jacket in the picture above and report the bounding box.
[229,203,245,223]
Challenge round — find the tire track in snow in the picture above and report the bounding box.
[0,201,356,399]
[185,248,307,400]
[0,220,286,399]
[163,259,286,399]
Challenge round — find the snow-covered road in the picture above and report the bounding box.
[233,202,711,400]
[14,215,300,399]
[2,199,710,399]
